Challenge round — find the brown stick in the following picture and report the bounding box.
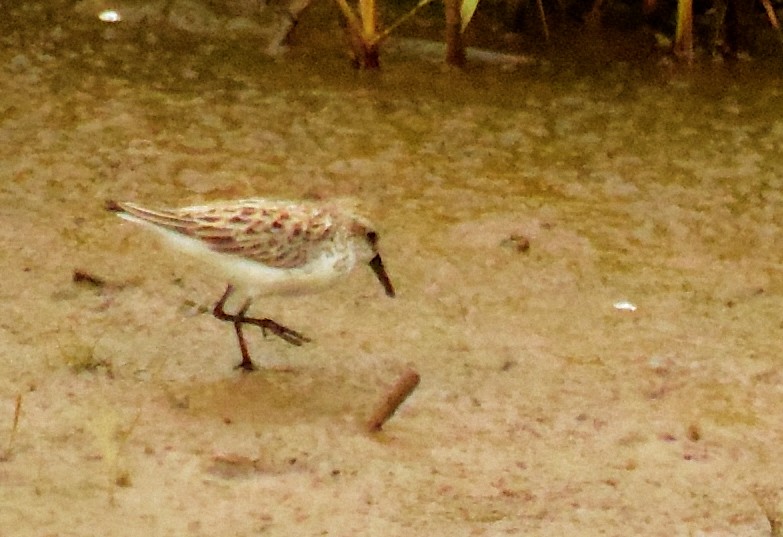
[73,269,107,288]
[1,394,22,461]
[443,0,465,67]
[760,0,781,30]
[367,368,420,432]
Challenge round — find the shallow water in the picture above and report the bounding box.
[2,2,783,536]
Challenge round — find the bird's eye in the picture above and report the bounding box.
[366,231,378,245]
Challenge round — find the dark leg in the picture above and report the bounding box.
[212,285,311,371]
[232,300,256,372]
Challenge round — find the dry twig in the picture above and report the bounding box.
[1,394,22,461]
[367,368,420,432]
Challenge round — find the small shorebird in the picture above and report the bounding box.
[107,198,395,371]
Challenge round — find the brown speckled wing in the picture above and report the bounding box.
[116,202,194,234]
[184,201,336,269]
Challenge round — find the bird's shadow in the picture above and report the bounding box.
[164,366,376,426]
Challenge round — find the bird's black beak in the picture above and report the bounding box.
[369,254,395,298]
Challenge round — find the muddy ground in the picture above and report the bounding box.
[2,3,783,536]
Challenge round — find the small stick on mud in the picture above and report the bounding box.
[367,368,420,432]
[72,269,127,295]
[1,394,22,461]
[73,269,107,289]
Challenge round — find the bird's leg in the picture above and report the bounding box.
[241,315,311,346]
[232,300,255,371]
[212,285,311,371]
[213,285,256,371]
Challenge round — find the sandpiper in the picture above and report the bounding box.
[107,198,395,371]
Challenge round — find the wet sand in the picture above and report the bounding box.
[2,4,783,535]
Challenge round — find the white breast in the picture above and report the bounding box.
[119,212,358,298]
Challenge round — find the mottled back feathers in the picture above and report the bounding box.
[112,199,356,269]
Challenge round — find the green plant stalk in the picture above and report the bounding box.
[359,0,376,38]
[759,0,780,30]
[376,0,437,43]
[333,0,463,50]
[674,0,693,58]
[535,0,549,41]
[460,0,479,32]
[332,0,365,39]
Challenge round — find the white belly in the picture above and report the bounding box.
[121,214,357,298]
